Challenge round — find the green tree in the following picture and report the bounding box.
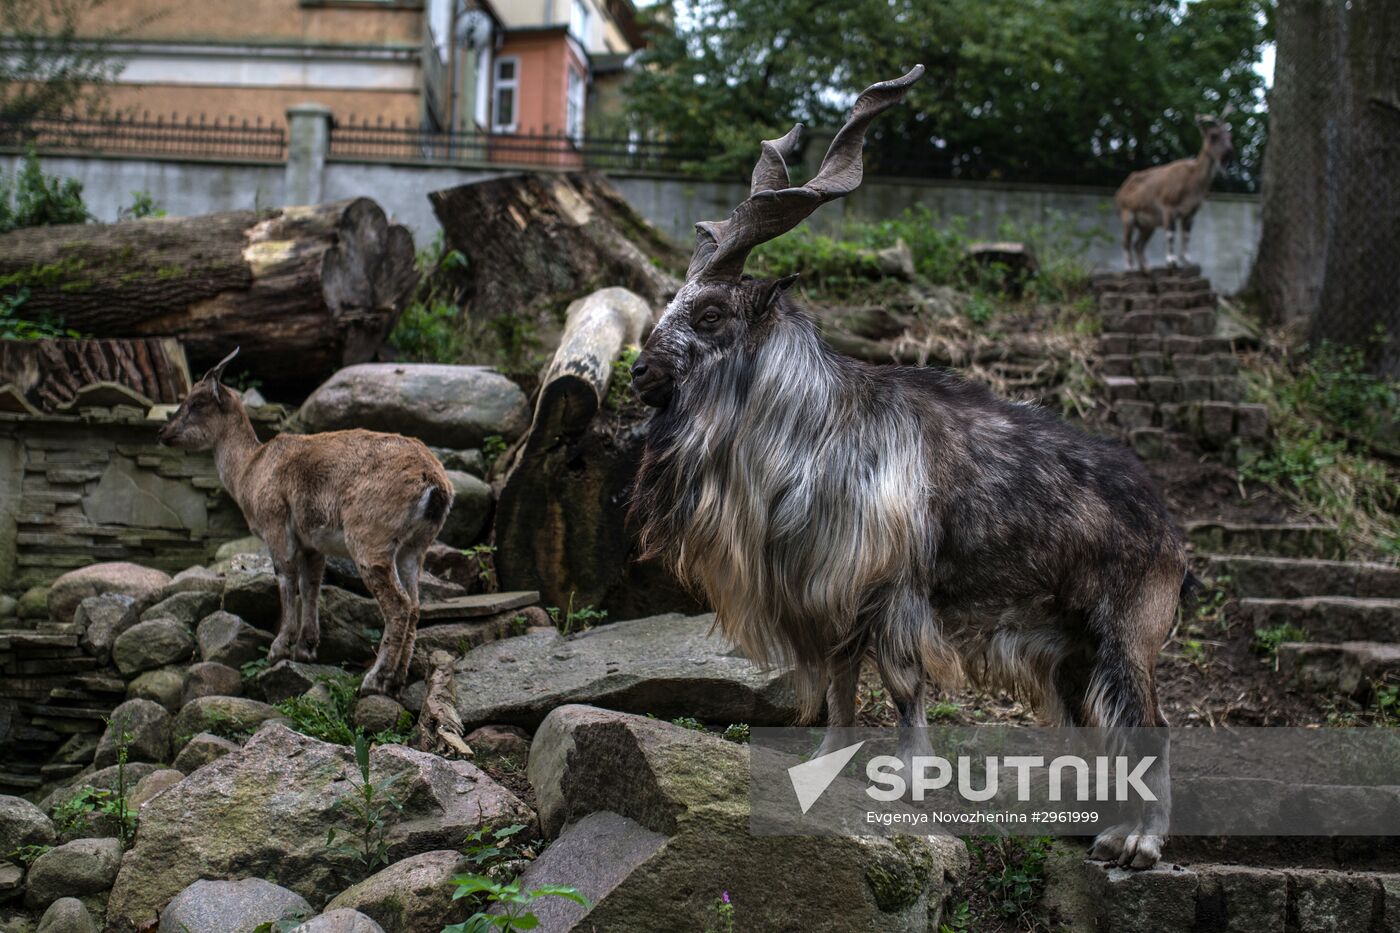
[625,0,1271,188]
[1,0,129,121]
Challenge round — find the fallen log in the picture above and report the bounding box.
[494,286,699,618]
[0,199,416,393]
[412,650,473,758]
[429,172,682,350]
[0,337,191,412]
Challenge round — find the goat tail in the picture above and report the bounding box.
[1179,569,1203,608]
[418,472,454,528]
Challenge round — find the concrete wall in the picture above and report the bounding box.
[0,152,1262,292]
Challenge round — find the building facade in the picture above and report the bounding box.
[62,0,640,142]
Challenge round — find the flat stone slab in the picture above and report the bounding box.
[447,613,798,730]
[1205,555,1400,600]
[418,591,539,624]
[1237,597,1400,642]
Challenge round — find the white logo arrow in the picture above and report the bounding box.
[787,741,865,814]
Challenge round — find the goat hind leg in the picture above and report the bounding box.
[389,548,424,688]
[814,653,863,758]
[293,550,326,663]
[267,543,302,663]
[357,557,413,697]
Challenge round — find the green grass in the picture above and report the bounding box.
[275,673,414,746]
[1252,623,1309,658]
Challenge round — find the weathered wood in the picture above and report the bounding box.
[0,199,417,392]
[429,172,682,345]
[412,650,473,758]
[518,286,652,462]
[0,337,190,412]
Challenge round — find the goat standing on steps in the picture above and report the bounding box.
[629,66,1189,870]
[158,349,454,697]
[1114,105,1235,270]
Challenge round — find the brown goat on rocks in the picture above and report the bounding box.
[158,349,453,696]
[629,67,1188,869]
[1115,105,1235,270]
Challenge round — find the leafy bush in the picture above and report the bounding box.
[1253,623,1309,657]
[119,190,165,221]
[1,288,81,340]
[327,734,403,879]
[0,149,89,233]
[275,673,414,747]
[390,237,470,364]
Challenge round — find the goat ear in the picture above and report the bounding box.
[757,274,799,315]
[202,347,240,385]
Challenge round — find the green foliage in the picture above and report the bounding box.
[55,718,140,847]
[606,346,641,410]
[971,836,1052,926]
[670,716,704,732]
[1252,623,1309,658]
[1240,340,1400,547]
[275,673,414,747]
[461,822,532,873]
[1,288,81,340]
[722,723,751,744]
[118,190,164,220]
[461,543,499,592]
[326,733,404,879]
[939,899,973,933]
[442,876,588,932]
[8,843,51,867]
[704,891,736,933]
[545,597,607,636]
[626,0,1270,188]
[239,657,271,679]
[390,238,470,364]
[0,0,130,121]
[251,915,310,933]
[482,435,508,470]
[0,149,89,233]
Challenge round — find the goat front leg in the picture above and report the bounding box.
[1180,214,1195,265]
[814,653,863,759]
[294,550,326,663]
[267,553,302,664]
[1164,216,1178,268]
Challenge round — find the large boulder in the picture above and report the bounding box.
[128,769,184,809]
[37,896,98,933]
[517,705,966,932]
[172,733,240,774]
[112,618,194,675]
[158,878,311,933]
[290,910,386,933]
[94,698,172,768]
[73,594,139,664]
[220,562,279,629]
[140,591,222,628]
[47,563,170,624]
[298,363,529,448]
[323,850,468,932]
[247,661,347,705]
[104,723,533,931]
[24,837,123,909]
[159,566,224,599]
[220,565,376,665]
[0,795,56,853]
[438,471,492,547]
[195,611,271,668]
[442,614,798,731]
[171,696,281,748]
[181,662,244,705]
[126,668,186,712]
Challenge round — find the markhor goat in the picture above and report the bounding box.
[629,67,1188,869]
[158,350,453,696]
[1115,105,1235,270]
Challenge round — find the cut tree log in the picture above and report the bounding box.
[413,650,473,758]
[429,172,682,348]
[494,287,699,618]
[0,199,416,393]
[0,337,191,412]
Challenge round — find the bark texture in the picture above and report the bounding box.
[0,199,417,391]
[0,337,191,412]
[429,172,682,333]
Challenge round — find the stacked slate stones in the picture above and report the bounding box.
[1091,264,1268,459]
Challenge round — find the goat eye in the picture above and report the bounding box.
[698,308,721,326]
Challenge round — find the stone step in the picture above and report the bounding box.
[1113,400,1268,444]
[1205,555,1400,599]
[0,631,79,650]
[1276,640,1400,695]
[1098,352,1238,378]
[1103,374,1247,405]
[1059,852,1400,933]
[1090,264,1204,290]
[1237,597,1400,642]
[1099,333,1234,356]
[418,590,540,625]
[1185,521,1345,560]
[1115,308,1218,337]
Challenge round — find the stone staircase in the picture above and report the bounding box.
[1090,265,1268,460]
[1047,520,1400,931]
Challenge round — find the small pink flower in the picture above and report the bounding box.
[721,891,731,904]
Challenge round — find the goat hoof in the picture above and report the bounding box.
[358,676,390,698]
[1089,825,1130,862]
[1118,833,1163,869]
[291,646,317,663]
[268,642,292,664]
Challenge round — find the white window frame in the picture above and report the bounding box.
[566,65,585,143]
[474,46,492,129]
[570,0,591,44]
[492,55,520,134]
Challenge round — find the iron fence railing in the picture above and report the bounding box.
[0,113,288,161]
[326,117,704,172]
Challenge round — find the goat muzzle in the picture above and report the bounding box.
[631,355,674,408]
